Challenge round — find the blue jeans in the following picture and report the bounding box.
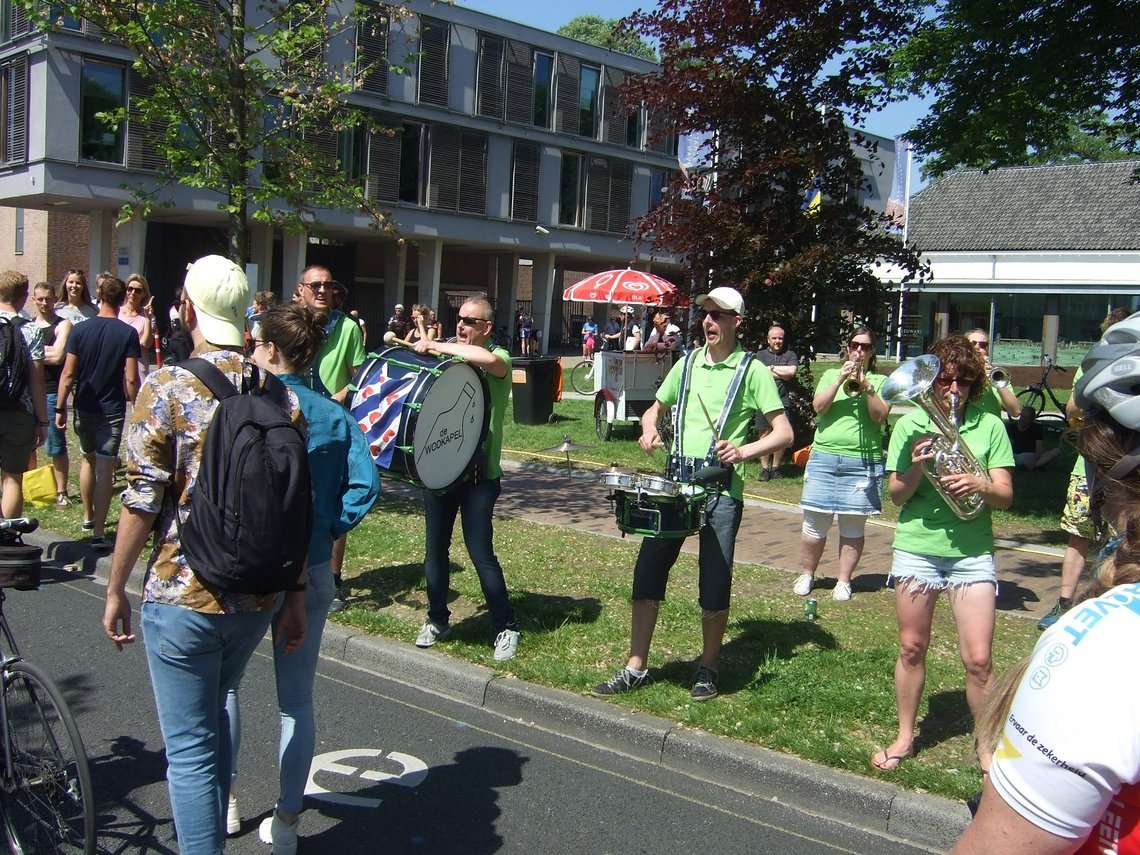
[44,391,66,458]
[632,492,743,611]
[225,561,335,815]
[142,602,274,855]
[423,478,517,631]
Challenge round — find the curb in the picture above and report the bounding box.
[321,622,968,852]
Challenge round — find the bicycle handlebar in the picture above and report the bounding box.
[0,518,38,534]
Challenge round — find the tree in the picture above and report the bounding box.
[33,0,397,262]
[622,0,927,359]
[892,0,1140,177]
[558,14,657,62]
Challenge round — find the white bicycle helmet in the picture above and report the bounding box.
[1074,311,1140,430]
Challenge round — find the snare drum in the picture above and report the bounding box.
[350,347,490,491]
[613,484,708,539]
[638,474,680,496]
[603,471,639,490]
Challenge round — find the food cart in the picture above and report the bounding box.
[591,349,678,441]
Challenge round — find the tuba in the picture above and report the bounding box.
[880,354,991,520]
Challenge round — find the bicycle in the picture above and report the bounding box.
[0,518,95,855]
[1016,355,1070,427]
[570,356,597,395]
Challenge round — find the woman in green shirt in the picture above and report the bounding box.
[794,327,890,601]
[873,335,1014,774]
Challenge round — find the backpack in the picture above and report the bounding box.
[0,316,29,407]
[175,358,313,595]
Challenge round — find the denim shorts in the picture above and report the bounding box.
[800,450,884,515]
[890,549,996,591]
[75,408,126,458]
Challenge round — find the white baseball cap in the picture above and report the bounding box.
[183,255,249,347]
[696,286,745,315]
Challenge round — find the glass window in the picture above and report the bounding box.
[559,152,582,226]
[399,123,422,204]
[579,65,600,138]
[648,170,666,210]
[625,108,643,148]
[81,60,125,163]
[533,52,553,128]
[338,124,368,182]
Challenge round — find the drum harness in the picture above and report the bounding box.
[668,348,755,506]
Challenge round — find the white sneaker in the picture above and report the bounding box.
[226,797,240,836]
[259,812,299,855]
[415,620,451,648]
[793,573,814,597]
[493,629,520,661]
[833,581,853,601]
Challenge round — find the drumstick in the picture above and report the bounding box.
[695,393,719,442]
[384,330,443,357]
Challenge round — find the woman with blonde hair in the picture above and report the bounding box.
[793,326,890,601]
[953,313,1140,854]
[119,273,153,385]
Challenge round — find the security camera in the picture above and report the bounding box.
[535,225,550,235]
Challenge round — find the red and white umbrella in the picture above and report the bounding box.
[562,269,682,306]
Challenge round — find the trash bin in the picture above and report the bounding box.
[511,356,560,424]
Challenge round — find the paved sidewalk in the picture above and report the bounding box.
[481,460,1067,621]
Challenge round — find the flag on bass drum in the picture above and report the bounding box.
[351,357,417,470]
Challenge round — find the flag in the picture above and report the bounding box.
[802,175,822,215]
[885,136,912,236]
[351,357,418,471]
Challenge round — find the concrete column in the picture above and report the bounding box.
[383,241,407,315]
[417,239,442,317]
[86,211,114,299]
[115,216,146,279]
[1042,294,1060,363]
[495,254,519,335]
[249,223,274,296]
[934,293,951,342]
[531,252,556,356]
[281,232,308,299]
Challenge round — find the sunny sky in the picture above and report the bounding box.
[458,0,931,188]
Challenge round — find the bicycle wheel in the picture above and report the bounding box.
[1017,388,1045,413]
[2,660,95,855]
[570,360,594,395]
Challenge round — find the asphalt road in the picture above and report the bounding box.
[8,568,939,855]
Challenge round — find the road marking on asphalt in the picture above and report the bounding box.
[306,748,427,807]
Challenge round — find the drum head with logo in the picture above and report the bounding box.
[412,360,489,490]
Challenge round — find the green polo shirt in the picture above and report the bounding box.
[483,346,511,480]
[977,386,1003,419]
[887,405,1014,557]
[812,368,888,458]
[657,344,784,500]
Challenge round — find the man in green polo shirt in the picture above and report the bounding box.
[592,286,792,701]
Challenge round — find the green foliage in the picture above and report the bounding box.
[31,0,398,261]
[622,0,928,364]
[557,14,657,62]
[892,0,1140,177]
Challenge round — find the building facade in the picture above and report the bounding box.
[886,161,1140,367]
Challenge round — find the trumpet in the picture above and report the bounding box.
[989,367,1010,389]
[842,358,865,397]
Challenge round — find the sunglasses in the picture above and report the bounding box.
[848,341,873,351]
[457,315,490,326]
[301,280,336,292]
[936,374,974,388]
[126,286,144,294]
[700,309,738,322]
[969,340,989,350]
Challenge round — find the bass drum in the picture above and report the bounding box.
[350,347,490,491]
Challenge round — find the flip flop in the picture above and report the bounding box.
[871,746,914,772]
